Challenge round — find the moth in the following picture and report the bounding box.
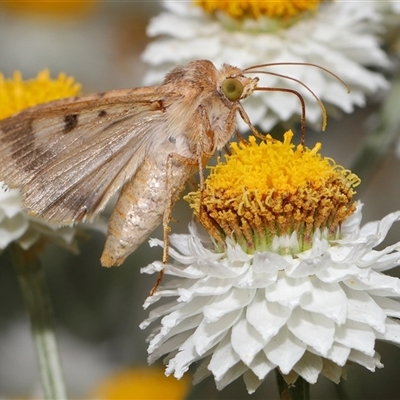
[0,60,344,267]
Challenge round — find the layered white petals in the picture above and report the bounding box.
[141,205,400,393]
[142,1,390,131]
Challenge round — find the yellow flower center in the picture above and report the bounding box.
[195,0,320,20]
[0,69,81,120]
[186,131,360,254]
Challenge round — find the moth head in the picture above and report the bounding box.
[221,76,259,102]
[219,64,259,103]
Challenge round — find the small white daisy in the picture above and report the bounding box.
[141,132,400,394]
[142,0,391,131]
[0,183,79,252]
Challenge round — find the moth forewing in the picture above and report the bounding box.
[0,89,171,223]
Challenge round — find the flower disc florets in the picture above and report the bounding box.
[195,0,320,22]
[186,131,360,254]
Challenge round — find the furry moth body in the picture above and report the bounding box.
[0,60,260,266]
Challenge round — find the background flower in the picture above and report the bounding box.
[0,183,79,252]
[143,0,391,131]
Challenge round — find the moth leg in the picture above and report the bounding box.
[150,152,197,296]
[237,103,266,140]
[234,128,248,146]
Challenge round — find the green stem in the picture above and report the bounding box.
[11,243,67,400]
[276,370,310,400]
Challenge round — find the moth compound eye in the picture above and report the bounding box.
[221,78,244,101]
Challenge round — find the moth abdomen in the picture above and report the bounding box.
[101,152,193,267]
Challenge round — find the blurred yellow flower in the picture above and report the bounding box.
[0,69,80,120]
[91,367,191,400]
[1,0,97,18]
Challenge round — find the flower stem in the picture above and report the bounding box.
[276,370,310,400]
[11,243,67,400]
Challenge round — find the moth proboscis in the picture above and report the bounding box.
[0,60,349,284]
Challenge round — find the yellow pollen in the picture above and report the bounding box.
[194,0,320,20]
[186,131,360,253]
[0,70,81,120]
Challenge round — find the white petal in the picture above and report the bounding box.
[147,12,209,40]
[247,290,291,341]
[161,297,211,328]
[341,285,387,333]
[150,314,204,351]
[359,211,400,247]
[193,309,242,355]
[166,338,201,379]
[300,278,347,325]
[293,352,323,384]
[287,308,335,355]
[203,288,256,322]
[370,296,400,318]
[177,277,232,301]
[325,343,351,367]
[347,350,383,371]
[0,186,23,218]
[226,239,253,262]
[215,362,250,391]
[247,351,275,380]
[320,358,344,384]
[231,314,265,365]
[243,370,264,394]
[343,270,400,297]
[192,357,212,385]
[252,251,289,273]
[264,326,306,374]
[141,299,182,326]
[265,274,312,308]
[316,263,365,283]
[148,329,196,364]
[192,260,249,279]
[375,318,400,344]
[0,214,29,249]
[208,333,240,380]
[287,255,332,278]
[334,320,375,356]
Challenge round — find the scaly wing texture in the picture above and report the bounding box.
[0,87,174,223]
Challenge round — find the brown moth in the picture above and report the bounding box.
[0,60,341,267]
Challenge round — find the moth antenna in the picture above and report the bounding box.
[251,70,327,135]
[243,62,350,93]
[242,62,350,141]
[254,86,307,145]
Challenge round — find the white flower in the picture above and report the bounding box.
[0,182,79,252]
[141,204,400,393]
[142,0,391,131]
